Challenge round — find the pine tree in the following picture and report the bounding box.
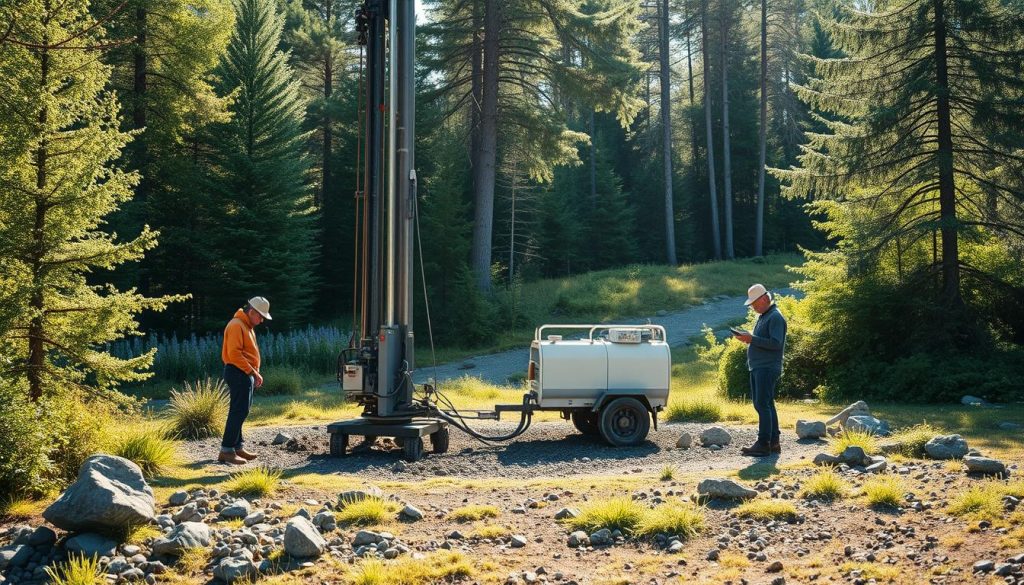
[203,0,319,328]
[0,0,182,400]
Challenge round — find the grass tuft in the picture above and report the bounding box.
[111,427,176,477]
[166,378,228,440]
[665,398,723,423]
[344,551,472,585]
[225,465,282,498]
[659,465,677,481]
[122,524,162,546]
[447,504,499,522]
[471,523,510,540]
[862,476,905,508]
[45,554,103,585]
[888,422,943,458]
[735,498,798,521]
[0,497,43,520]
[636,502,705,538]
[566,497,645,534]
[831,429,879,456]
[175,547,210,575]
[337,497,399,526]
[946,483,1004,521]
[566,498,705,539]
[800,469,848,501]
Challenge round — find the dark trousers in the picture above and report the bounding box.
[221,364,254,451]
[750,368,782,444]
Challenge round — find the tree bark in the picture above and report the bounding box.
[685,0,699,167]
[754,0,767,256]
[659,0,678,264]
[470,0,499,292]
[320,1,333,208]
[28,18,51,402]
[932,0,960,305]
[702,0,722,260]
[720,0,734,259]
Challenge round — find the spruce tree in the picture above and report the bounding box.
[0,0,181,399]
[204,0,318,328]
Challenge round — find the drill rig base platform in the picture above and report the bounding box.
[327,418,449,462]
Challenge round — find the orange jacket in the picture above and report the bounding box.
[222,309,261,374]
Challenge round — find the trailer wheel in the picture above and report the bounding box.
[329,433,349,457]
[571,411,601,436]
[430,427,450,454]
[403,437,424,461]
[598,397,651,446]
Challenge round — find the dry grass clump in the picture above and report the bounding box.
[225,465,282,498]
[831,429,879,456]
[111,428,177,477]
[46,554,103,585]
[862,476,905,508]
[166,378,228,440]
[566,498,706,539]
[447,504,499,522]
[337,497,400,526]
[946,483,1004,521]
[800,469,849,500]
[735,498,798,521]
[888,422,943,458]
[345,551,472,585]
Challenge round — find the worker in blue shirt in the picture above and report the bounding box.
[732,284,787,457]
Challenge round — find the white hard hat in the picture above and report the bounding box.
[248,296,272,320]
[744,284,770,306]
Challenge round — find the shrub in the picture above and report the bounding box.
[862,476,905,508]
[260,367,306,396]
[447,504,499,522]
[337,497,398,526]
[718,339,751,400]
[566,498,644,534]
[665,398,722,423]
[800,469,848,500]
[46,394,113,486]
[225,465,282,498]
[112,428,176,477]
[735,499,798,521]
[947,484,1004,521]
[888,422,943,458]
[46,554,103,585]
[0,381,52,497]
[166,378,228,440]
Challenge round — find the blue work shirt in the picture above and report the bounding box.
[746,304,787,371]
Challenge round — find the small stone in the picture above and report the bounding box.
[554,507,579,520]
[510,535,527,548]
[961,395,985,406]
[813,453,842,466]
[697,478,758,500]
[676,432,693,449]
[400,504,423,521]
[700,426,732,447]
[845,415,890,436]
[668,541,684,553]
[924,435,969,460]
[65,533,117,558]
[840,446,869,466]
[963,455,1006,475]
[567,531,589,548]
[272,432,293,445]
[212,556,258,583]
[284,516,327,558]
[767,560,784,573]
[243,512,266,527]
[353,530,382,546]
[973,560,995,573]
[151,522,211,556]
[588,529,613,546]
[168,491,189,506]
[219,499,251,519]
[706,549,720,561]
[795,420,826,440]
[338,487,384,507]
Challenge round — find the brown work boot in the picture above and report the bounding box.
[235,448,258,460]
[770,441,781,454]
[218,451,247,465]
[740,442,771,457]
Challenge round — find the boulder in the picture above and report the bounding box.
[219,499,251,519]
[65,533,117,558]
[697,478,757,500]
[43,455,155,533]
[0,545,31,570]
[840,446,870,467]
[963,456,1006,475]
[825,401,870,427]
[845,415,890,436]
[151,522,211,556]
[400,504,424,521]
[699,426,732,447]
[795,420,826,440]
[212,556,258,583]
[338,487,384,507]
[813,453,842,466]
[676,432,693,449]
[284,516,327,558]
[168,491,189,506]
[924,434,969,460]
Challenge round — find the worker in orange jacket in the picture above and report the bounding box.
[219,296,271,465]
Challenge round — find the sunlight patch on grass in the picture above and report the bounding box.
[0,497,45,520]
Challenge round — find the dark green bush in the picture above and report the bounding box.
[260,367,305,395]
[0,381,52,498]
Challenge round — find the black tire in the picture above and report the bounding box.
[430,427,450,454]
[571,411,601,436]
[598,397,651,446]
[329,433,349,457]
[403,437,424,462]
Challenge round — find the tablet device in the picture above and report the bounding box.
[729,326,750,336]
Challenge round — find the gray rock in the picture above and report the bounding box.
[845,415,890,436]
[963,456,1006,475]
[567,531,589,548]
[700,426,732,447]
[795,420,826,440]
[840,446,870,466]
[383,548,400,559]
[352,530,383,546]
[168,491,189,507]
[994,563,1014,577]
[312,511,337,532]
[866,460,887,474]
[284,516,327,558]
[243,511,265,527]
[151,522,211,556]
[43,455,155,533]
[271,432,293,445]
[119,568,145,581]
[697,478,758,500]
[65,533,117,558]
[338,487,384,507]
[676,432,693,449]
[961,395,985,406]
[554,508,579,520]
[212,556,258,583]
[510,535,527,548]
[106,556,130,574]
[813,453,842,466]
[973,560,995,573]
[219,499,251,519]
[0,545,31,570]
[825,401,871,427]
[668,541,684,553]
[588,529,613,546]
[14,526,56,547]
[172,503,197,523]
[924,434,969,460]
[400,504,423,521]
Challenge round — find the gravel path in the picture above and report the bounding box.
[411,288,800,385]
[184,420,825,480]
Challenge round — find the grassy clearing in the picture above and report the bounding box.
[447,504,499,522]
[166,378,228,439]
[735,498,798,521]
[337,497,400,526]
[800,469,848,500]
[566,498,705,539]
[344,551,472,585]
[831,429,879,456]
[946,483,1005,521]
[45,554,103,585]
[225,465,282,498]
[862,476,906,508]
[111,426,177,477]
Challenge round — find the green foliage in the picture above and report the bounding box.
[889,422,944,459]
[45,554,104,585]
[260,367,305,396]
[46,396,116,486]
[566,498,645,534]
[167,378,229,440]
[735,499,798,521]
[0,380,52,498]
[111,429,177,478]
[831,429,879,456]
[665,398,722,423]
[226,465,282,498]
[567,498,706,539]
[337,497,398,526]
[800,469,848,501]
[946,484,1004,522]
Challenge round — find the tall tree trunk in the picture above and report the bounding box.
[932,0,960,305]
[320,2,332,208]
[659,0,677,264]
[702,0,722,260]
[685,0,699,167]
[471,0,499,292]
[754,0,767,256]
[720,0,734,259]
[470,0,482,169]
[28,20,51,402]
[589,110,597,206]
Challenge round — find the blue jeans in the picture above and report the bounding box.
[221,364,254,452]
[750,368,781,445]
